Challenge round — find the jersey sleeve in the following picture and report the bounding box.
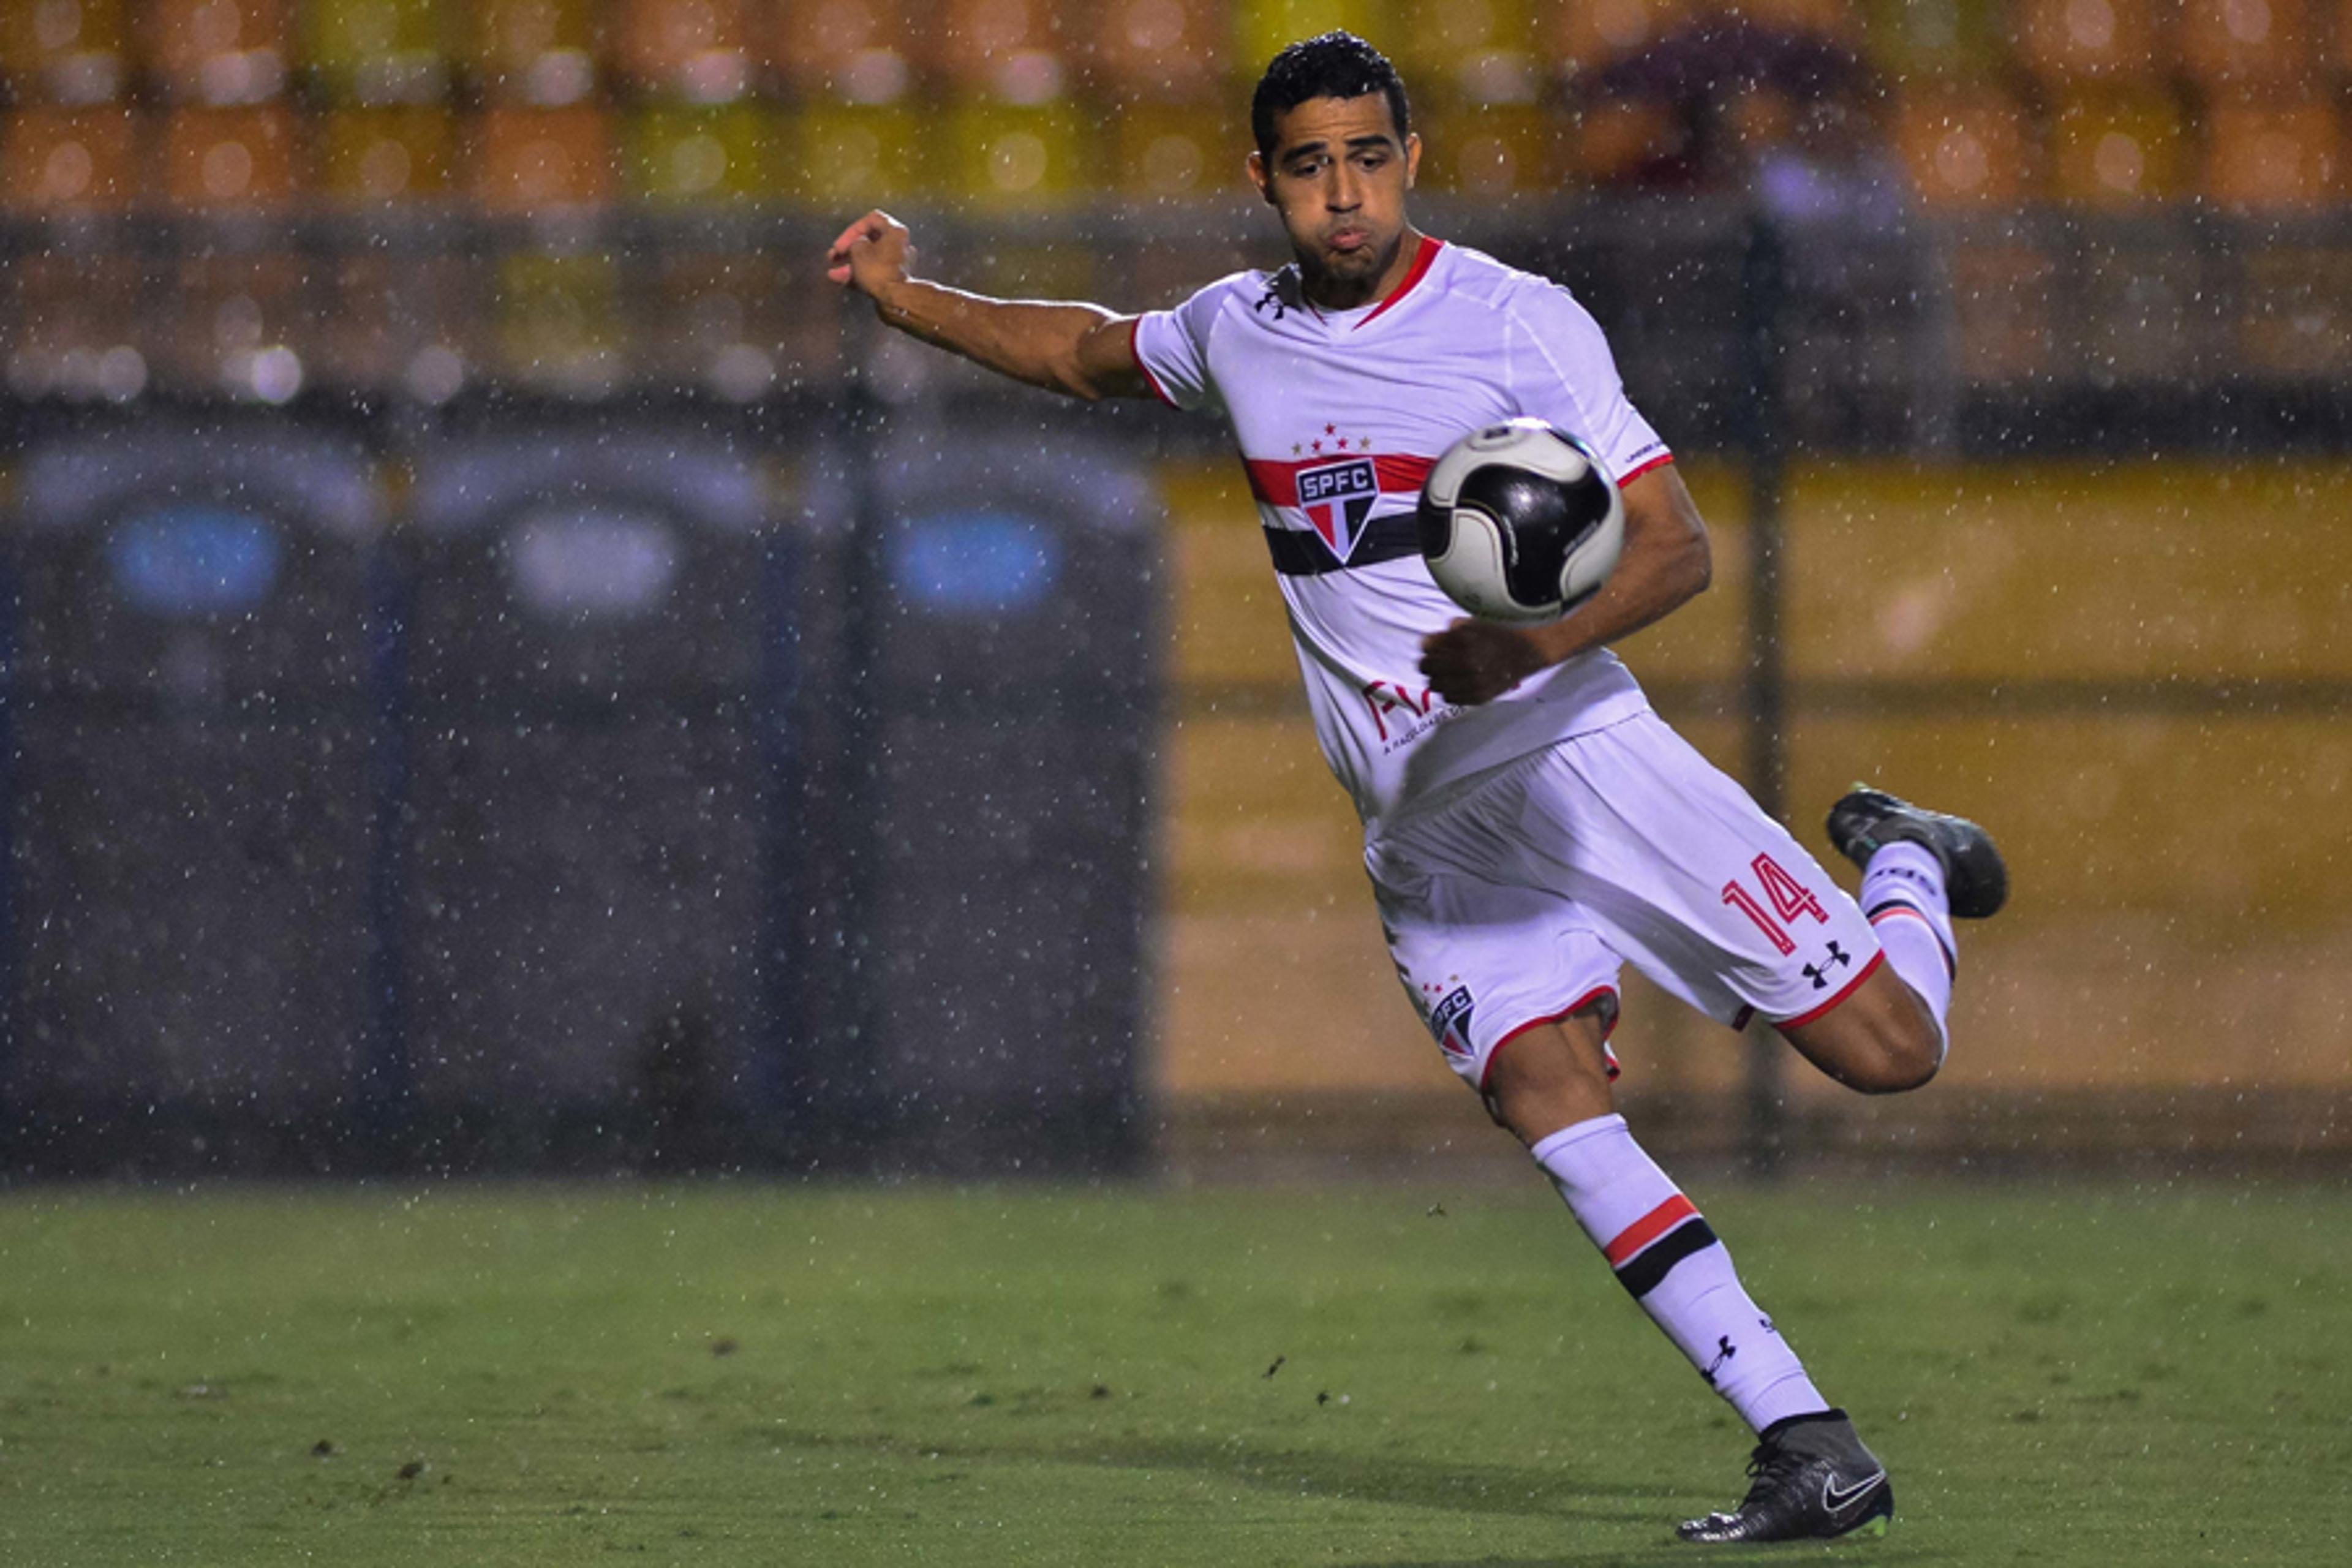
[1129,281,1226,415]
[1504,284,1673,486]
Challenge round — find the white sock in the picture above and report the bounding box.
[1529,1114,1830,1434]
[1860,842,1956,1058]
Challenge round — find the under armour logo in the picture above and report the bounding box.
[1801,941,1854,990]
[1251,285,1288,320]
[1700,1335,1737,1386]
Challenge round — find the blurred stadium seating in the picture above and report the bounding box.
[0,0,2344,400]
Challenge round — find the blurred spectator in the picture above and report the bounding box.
[1585,17,1869,194]
[1750,88,1907,230]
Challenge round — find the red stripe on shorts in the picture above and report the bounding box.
[1774,948,1887,1031]
[1476,986,1619,1092]
[1604,1194,1700,1267]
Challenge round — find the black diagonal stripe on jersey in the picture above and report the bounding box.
[1262,516,1423,576]
[1611,1216,1720,1300]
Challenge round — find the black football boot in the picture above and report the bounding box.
[1676,1408,1893,1545]
[1825,786,2008,919]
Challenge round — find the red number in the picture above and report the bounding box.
[1752,853,1828,927]
[1722,880,1796,956]
[1361,681,1438,742]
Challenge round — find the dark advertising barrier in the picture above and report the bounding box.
[802,421,1159,1173]
[1,426,385,1169]
[391,433,794,1168]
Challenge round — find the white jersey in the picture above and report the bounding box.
[1132,237,1675,836]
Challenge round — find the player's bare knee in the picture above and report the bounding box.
[1482,1019,1616,1142]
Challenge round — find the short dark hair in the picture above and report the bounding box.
[1250,32,1411,160]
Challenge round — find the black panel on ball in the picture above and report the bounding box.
[1455,464,1612,609]
[1415,491,1457,560]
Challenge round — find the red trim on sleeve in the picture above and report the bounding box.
[1128,317,1177,408]
[1772,948,1887,1032]
[1603,1194,1700,1266]
[1476,985,1619,1092]
[1616,451,1675,488]
[1354,235,1444,330]
[1243,451,1434,507]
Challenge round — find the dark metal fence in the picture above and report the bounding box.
[0,427,383,1167]
[0,400,1163,1177]
[6,200,2348,447]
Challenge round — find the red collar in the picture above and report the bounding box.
[1354,234,1443,330]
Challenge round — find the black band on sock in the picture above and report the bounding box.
[1612,1218,1719,1299]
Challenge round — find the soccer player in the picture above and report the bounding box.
[824,32,2006,1545]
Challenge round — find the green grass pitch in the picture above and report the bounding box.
[1,1178,2345,1564]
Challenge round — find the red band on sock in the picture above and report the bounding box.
[1603,1194,1698,1266]
[1870,903,1958,979]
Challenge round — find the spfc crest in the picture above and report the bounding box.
[1295,457,1379,563]
[1430,985,1477,1060]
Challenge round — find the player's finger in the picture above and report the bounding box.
[825,213,880,261]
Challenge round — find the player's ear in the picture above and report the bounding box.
[1404,132,1422,189]
[1246,149,1273,204]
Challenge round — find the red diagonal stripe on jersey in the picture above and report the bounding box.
[1243,453,1434,507]
[1603,1194,1700,1267]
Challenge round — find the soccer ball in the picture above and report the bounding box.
[1416,419,1624,624]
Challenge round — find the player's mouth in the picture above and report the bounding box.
[1327,227,1373,255]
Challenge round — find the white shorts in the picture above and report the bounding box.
[1368,710,1883,1091]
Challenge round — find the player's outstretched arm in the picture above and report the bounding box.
[826,210,1151,401]
[1419,463,1712,706]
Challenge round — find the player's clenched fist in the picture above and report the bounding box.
[826,209,913,298]
[1420,618,1549,707]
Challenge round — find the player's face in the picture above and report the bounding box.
[1248,94,1422,308]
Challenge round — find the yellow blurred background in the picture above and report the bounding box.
[4,0,2348,217]
[1156,454,2352,1166]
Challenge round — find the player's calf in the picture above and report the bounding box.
[1779,964,1943,1095]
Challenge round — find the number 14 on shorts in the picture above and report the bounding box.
[1721,853,1828,957]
